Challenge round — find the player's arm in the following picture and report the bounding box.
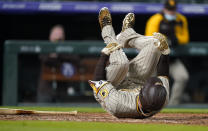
[157,55,169,78]
[145,14,163,36]
[175,14,190,44]
[157,54,169,89]
[93,53,109,81]
[157,54,170,106]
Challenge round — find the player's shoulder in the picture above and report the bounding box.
[176,13,188,21]
[147,13,163,25]
[149,13,163,20]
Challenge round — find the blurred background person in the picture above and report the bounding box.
[37,24,79,103]
[49,25,65,42]
[145,0,189,106]
[37,24,65,102]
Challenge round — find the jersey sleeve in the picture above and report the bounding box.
[175,14,190,44]
[93,53,109,81]
[145,13,163,36]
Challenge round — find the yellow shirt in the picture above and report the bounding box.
[145,13,189,45]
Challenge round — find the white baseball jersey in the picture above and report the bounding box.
[92,76,169,118]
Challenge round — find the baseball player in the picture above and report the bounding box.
[89,7,170,118]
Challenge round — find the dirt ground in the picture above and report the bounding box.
[0,113,208,126]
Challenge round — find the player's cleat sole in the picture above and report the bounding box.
[153,32,170,55]
[122,13,135,32]
[98,7,112,30]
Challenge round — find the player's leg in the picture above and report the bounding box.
[129,32,171,82]
[106,50,129,86]
[118,13,169,82]
[169,59,189,105]
[116,13,156,50]
[117,13,170,55]
[116,13,143,49]
[129,39,162,82]
[99,7,129,86]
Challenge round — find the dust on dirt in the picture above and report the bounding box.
[0,113,208,125]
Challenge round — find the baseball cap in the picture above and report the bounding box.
[164,0,177,11]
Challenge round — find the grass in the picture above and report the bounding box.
[0,121,208,131]
[0,106,208,131]
[1,106,105,113]
[1,106,208,113]
[161,108,208,114]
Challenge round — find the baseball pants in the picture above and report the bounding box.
[101,26,162,86]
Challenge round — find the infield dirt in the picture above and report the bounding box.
[0,113,208,125]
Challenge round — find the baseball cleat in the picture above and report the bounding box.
[121,13,135,32]
[153,32,170,55]
[101,43,122,55]
[98,7,112,30]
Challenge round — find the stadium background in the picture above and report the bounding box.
[1,0,208,106]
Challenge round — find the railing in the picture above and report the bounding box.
[3,40,208,105]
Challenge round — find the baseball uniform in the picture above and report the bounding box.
[90,7,170,118]
[89,26,169,118]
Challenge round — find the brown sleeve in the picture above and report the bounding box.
[157,55,169,77]
[93,53,109,81]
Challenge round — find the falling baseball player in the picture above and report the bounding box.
[88,7,170,119]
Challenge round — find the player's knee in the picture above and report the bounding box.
[143,37,159,47]
[150,38,160,46]
[146,38,161,55]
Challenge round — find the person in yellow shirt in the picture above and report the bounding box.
[145,0,189,106]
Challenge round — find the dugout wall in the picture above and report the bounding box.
[3,40,208,105]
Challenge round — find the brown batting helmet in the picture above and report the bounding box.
[139,77,167,117]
